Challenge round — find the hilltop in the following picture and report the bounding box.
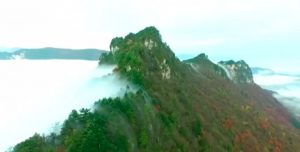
[13,27,300,152]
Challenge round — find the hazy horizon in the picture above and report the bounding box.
[0,0,299,74]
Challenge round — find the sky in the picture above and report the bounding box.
[0,0,299,72]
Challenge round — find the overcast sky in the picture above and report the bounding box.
[0,0,299,72]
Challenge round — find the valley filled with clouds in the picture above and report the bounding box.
[0,60,130,151]
[253,67,300,117]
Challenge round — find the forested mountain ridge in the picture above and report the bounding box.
[13,27,300,152]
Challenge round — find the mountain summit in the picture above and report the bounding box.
[183,53,229,80]
[100,26,179,86]
[219,60,254,84]
[13,27,300,152]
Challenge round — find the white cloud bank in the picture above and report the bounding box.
[0,60,130,151]
[253,68,300,117]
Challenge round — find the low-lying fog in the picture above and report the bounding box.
[0,60,130,151]
[253,68,300,118]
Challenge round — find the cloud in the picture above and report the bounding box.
[0,60,131,151]
[254,74,298,86]
[274,95,300,117]
[253,68,300,119]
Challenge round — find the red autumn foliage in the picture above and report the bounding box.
[260,120,270,129]
[269,139,282,152]
[155,105,161,112]
[234,130,252,144]
[223,118,234,130]
[234,130,260,152]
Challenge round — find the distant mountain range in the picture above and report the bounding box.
[0,47,106,60]
[252,67,300,77]
[251,67,272,74]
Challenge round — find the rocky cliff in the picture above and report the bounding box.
[218,60,254,84]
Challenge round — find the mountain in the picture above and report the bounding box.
[219,60,254,84]
[0,47,105,60]
[0,47,19,53]
[0,52,12,60]
[251,67,275,75]
[13,27,300,152]
[183,53,229,80]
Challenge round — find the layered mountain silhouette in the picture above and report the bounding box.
[13,27,300,152]
[0,47,105,60]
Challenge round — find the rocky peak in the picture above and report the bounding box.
[218,60,254,84]
[187,53,209,63]
[183,53,229,80]
[109,26,162,52]
[100,26,179,86]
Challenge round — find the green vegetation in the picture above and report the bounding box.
[183,53,229,80]
[13,26,300,152]
[13,134,53,152]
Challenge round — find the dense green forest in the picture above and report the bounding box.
[13,27,300,152]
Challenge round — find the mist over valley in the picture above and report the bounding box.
[0,60,130,151]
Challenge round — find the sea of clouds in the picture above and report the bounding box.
[0,60,131,151]
[253,67,300,117]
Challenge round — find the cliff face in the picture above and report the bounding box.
[183,53,229,80]
[219,60,254,84]
[100,26,180,86]
[14,27,300,152]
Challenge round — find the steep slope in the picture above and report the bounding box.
[13,27,300,152]
[218,60,254,84]
[0,47,105,60]
[183,53,229,80]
